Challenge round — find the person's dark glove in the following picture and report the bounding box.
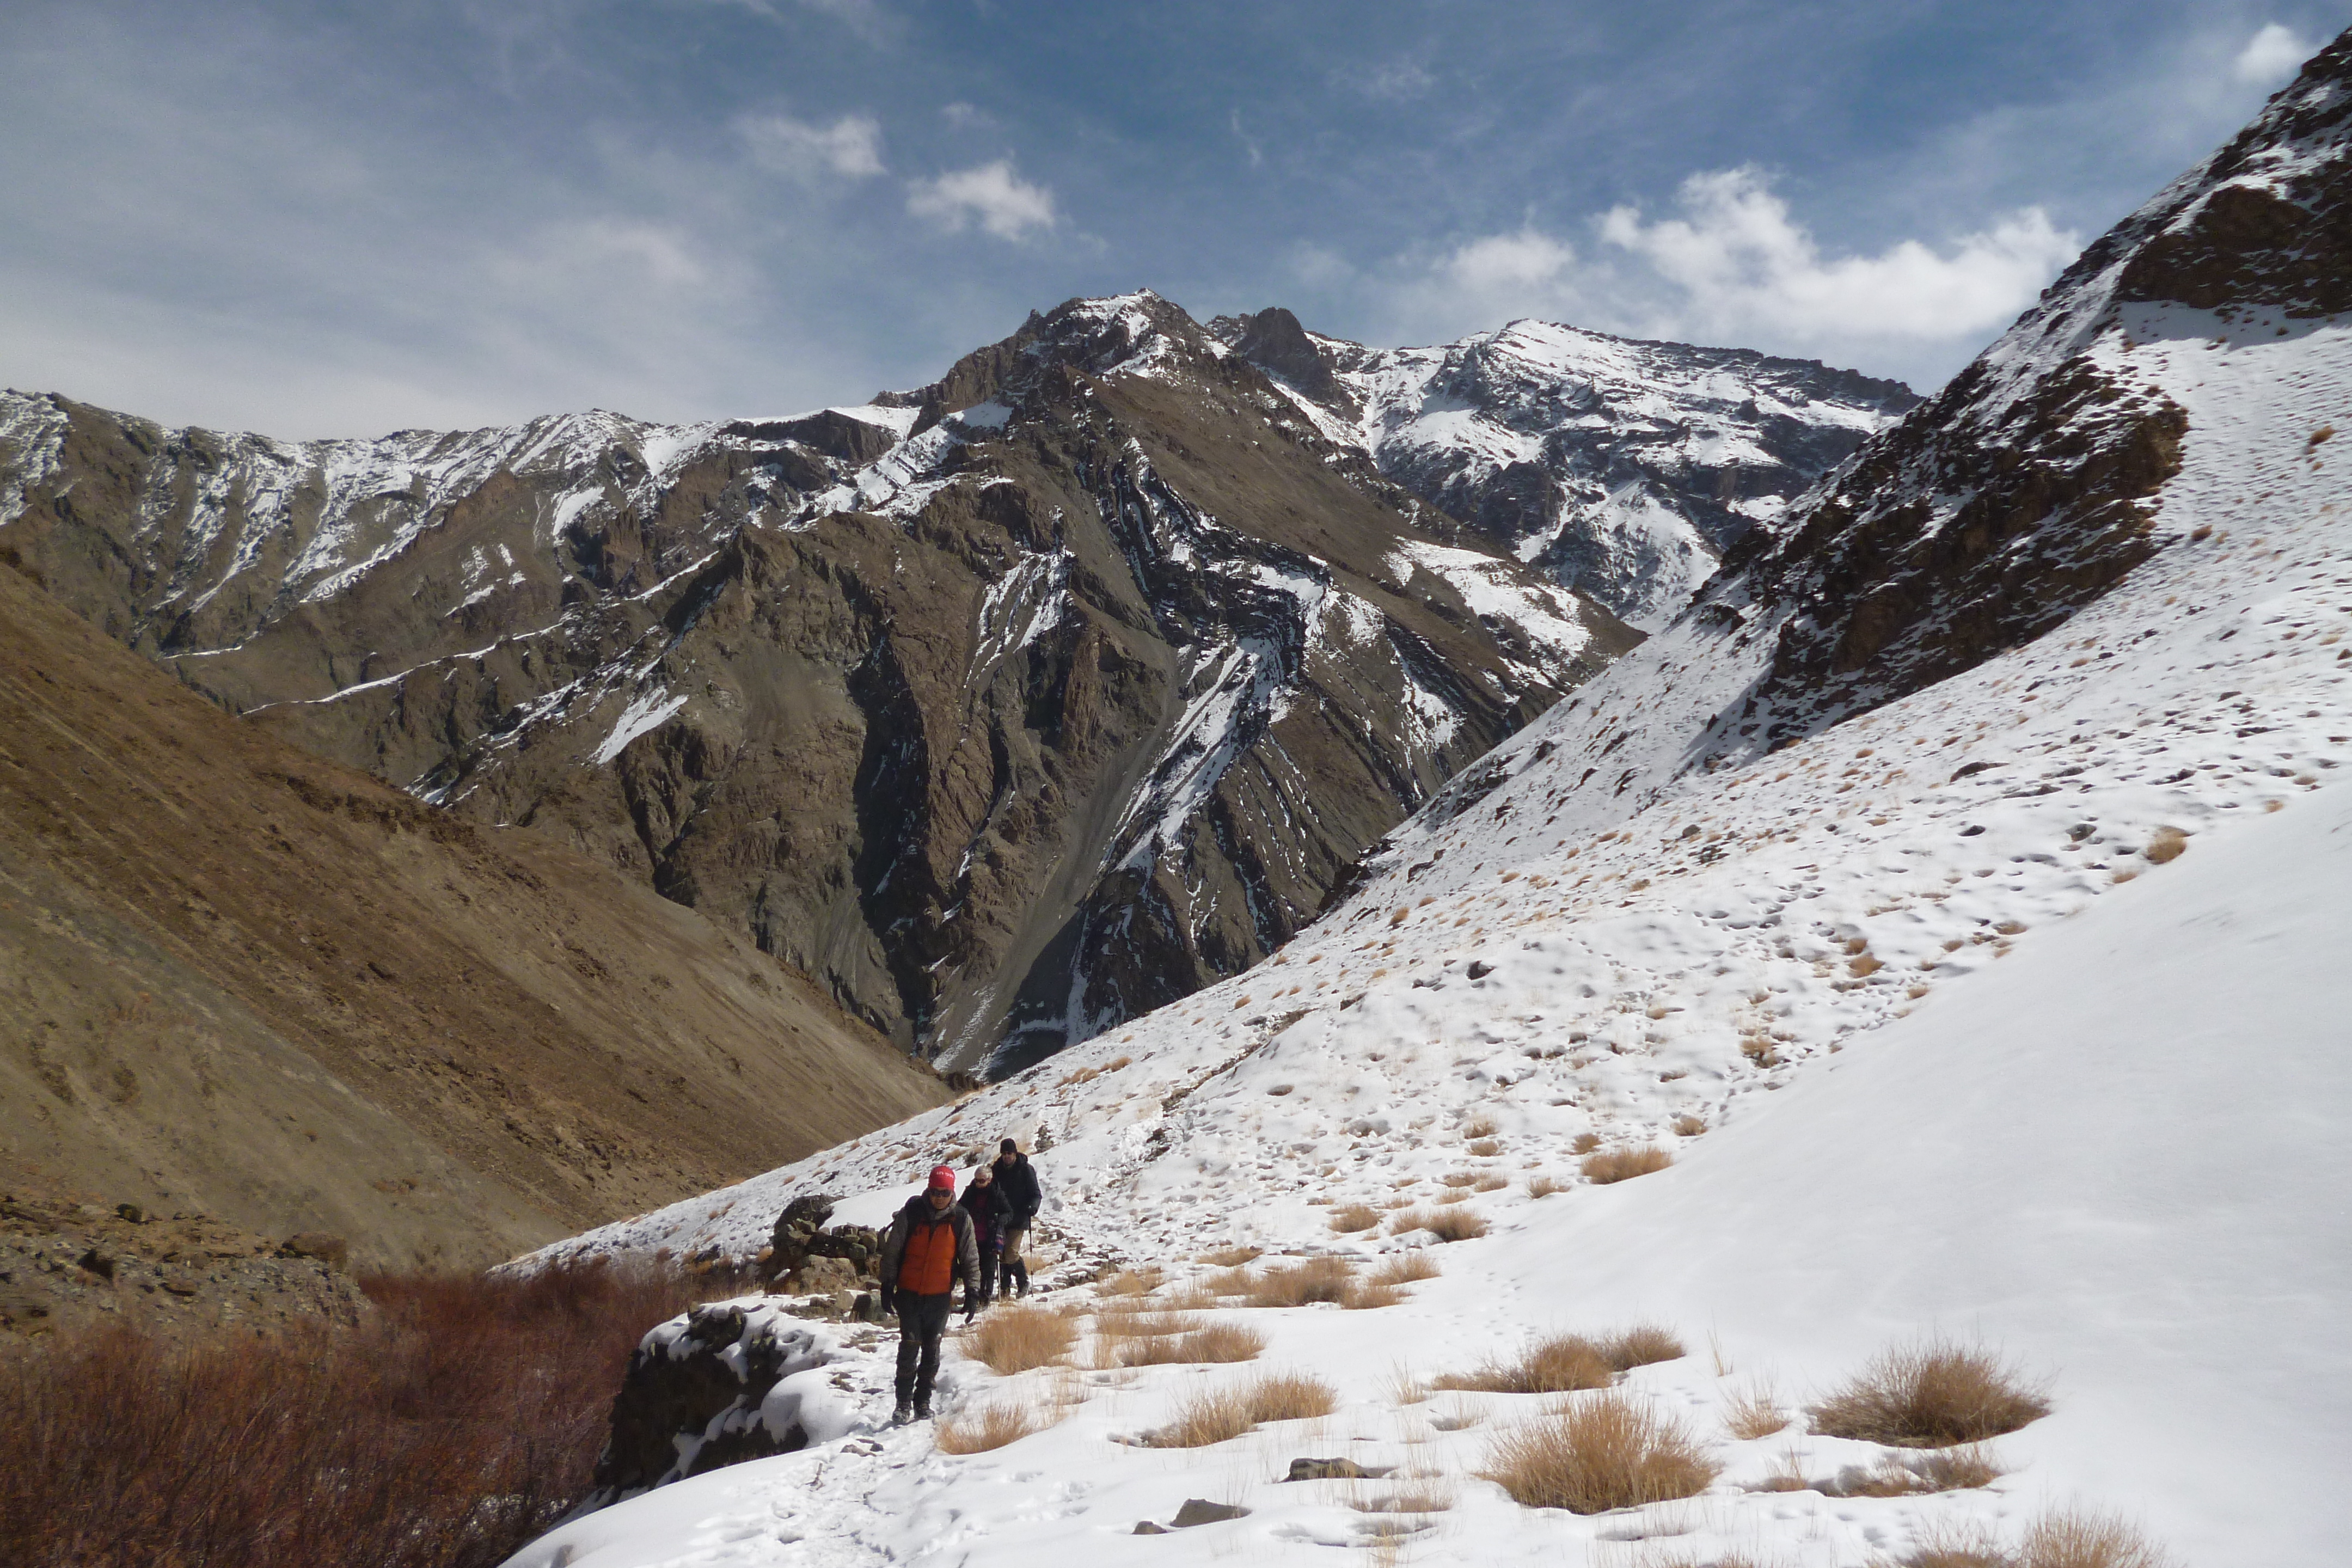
[962,1298,977,1325]
[878,1286,896,1318]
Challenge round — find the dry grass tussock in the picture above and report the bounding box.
[1438,1171,1481,1187]
[1093,1315,1265,1369]
[1097,1266,1163,1297]
[1900,1508,2176,1568]
[1481,1392,1719,1513]
[1148,1371,1338,1447]
[0,1257,728,1568]
[1436,1325,1681,1394]
[1466,1138,1503,1157]
[1463,1116,1499,1139]
[1369,1253,1440,1287]
[1196,1246,1262,1267]
[1347,1484,1454,1514]
[2142,826,2189,865]
[934,1402,1042,1453]
[1328,1203,1383,1234]
[1720,1383,1789,1440]
[1811,1339,2050,1447]
[1582,1146,1674,1184]
[1833,1444,2002,1496]
[1525,1173,1570,1197]
[1388,1206,1490,1241]
[964,1303,1076,1374]
[1234,1255,1357,1307]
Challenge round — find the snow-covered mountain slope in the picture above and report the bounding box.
[517,29,2352,1568]
[1211,308,1918,632]
[0,292,1635,1069]
[510,767,2349,1568]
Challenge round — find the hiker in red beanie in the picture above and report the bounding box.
[876,1164,981,1423]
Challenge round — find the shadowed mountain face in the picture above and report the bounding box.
[1209,308,1920,633]
[1,293,1637,1073]
[0,557,948,1269]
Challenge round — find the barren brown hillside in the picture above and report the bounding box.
[0,555,949,1269]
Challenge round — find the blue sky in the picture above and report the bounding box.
[1,1,2344,437]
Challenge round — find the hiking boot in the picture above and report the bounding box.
[914,1398,932,1420]
[891,1402,914,1426]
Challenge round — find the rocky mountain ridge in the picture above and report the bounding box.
[1209,307,1919,632]
[1,292,1638,1073]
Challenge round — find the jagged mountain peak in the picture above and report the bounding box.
[1209,304,1920,632]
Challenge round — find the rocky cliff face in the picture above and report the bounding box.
[1,293,1637,1073]
[1210,309,1919,632]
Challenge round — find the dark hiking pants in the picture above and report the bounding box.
[895,1291,953,1407]
[975,1242,1002,1304]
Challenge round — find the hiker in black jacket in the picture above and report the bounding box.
[958,1163,1012,1308]
[990,1138,1042,1298]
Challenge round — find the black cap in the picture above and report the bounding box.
[1000,1138,1018,1153]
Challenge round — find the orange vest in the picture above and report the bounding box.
[899,1211,959,1295]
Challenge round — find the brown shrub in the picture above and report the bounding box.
[1236,1256,1357,1308]
[1463,1116,1499,1139]
[1095,1315,1261,1369]
[1671,1114,1707,1137]
[1524,1174,1569,1198]
[1720,1385,1788,1440]
[1473,1174,1509,1192]
[1481,1392,1719,1513]
[1581,1147,1673,1184]
[1344,1284,1406,1310]
[1369,1254,1440,1288]
[2141,826,2189,865]
[1247,1370,1339,1423]
[934,1403,1040,1453]
[1388,1207,1489,1242]
[1437,1333,1613,1395]
[1438,1171,1480,1187]
[1571,1132,1603,1154]
[0,1257,723,1568]
[1811,1339,2050,1448]
[965,1303,1076,1374]
[1466,1138,1503,1157]
[2017,1506,2177,1568]
[1328,1204,1383,1234]
[1148,1371,1338,1447]
[1601,1324,1684,1370]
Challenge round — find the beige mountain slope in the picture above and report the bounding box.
[0,558,948,1269]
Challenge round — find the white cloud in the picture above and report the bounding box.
[2233,23,2313,85]
[1335,59,1436,101]
[1596,167,2078,342]
[737,111,886,180]
[905,159,1057,240]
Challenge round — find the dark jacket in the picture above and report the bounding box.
[878,1193,980,1300]
[994,1152,1042,1223]
[959,1177,1012,1251]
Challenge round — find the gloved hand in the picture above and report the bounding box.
[962,1297,977,1325]
[878,1286,896,1318]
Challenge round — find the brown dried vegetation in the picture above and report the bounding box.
[1581,1146,1674,1184]
[0,1259,720,1568]
[1811,1339,2050,1448]
[965,1302,1077,1374]
[1481,1392,1719,1514]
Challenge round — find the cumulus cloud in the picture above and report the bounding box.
[905,159,1057,240]
[1401,166,2078,376]
[1596,167,2078,342]
[737,111,886,180]
[2233,23,2313,85]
